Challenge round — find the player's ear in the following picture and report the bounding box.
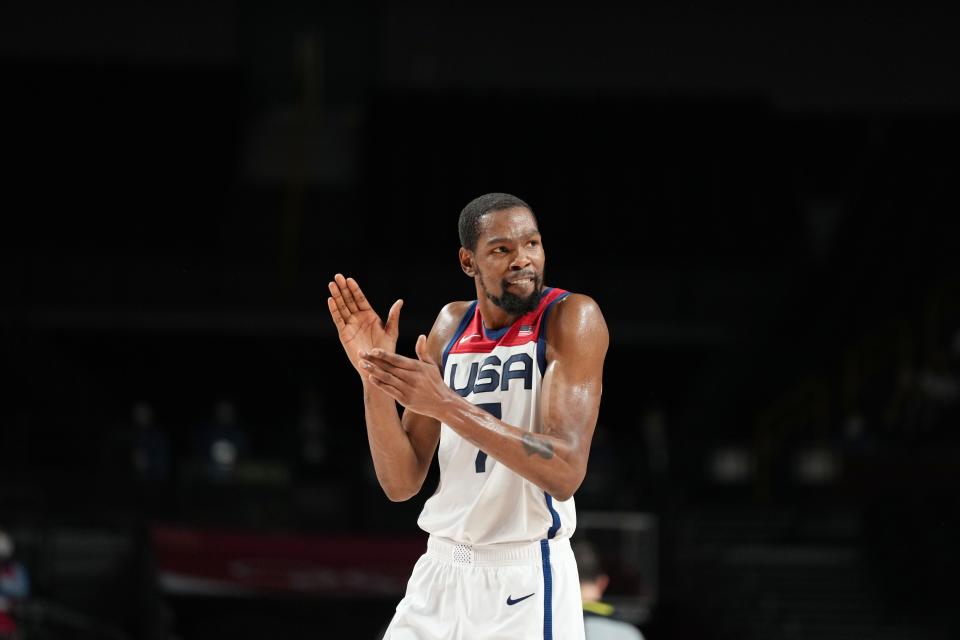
[596,574,610,595]
[458,247,476,277]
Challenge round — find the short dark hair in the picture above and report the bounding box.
[572,540,604,582]
[458,192,533,250]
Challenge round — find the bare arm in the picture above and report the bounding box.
[360,294,609,501]
[360,305,468,501]
[326,274,466,501]
[360,357,439,503]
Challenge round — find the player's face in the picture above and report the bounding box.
[470,207,545,315]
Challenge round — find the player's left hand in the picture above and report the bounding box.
[359,335,454,419]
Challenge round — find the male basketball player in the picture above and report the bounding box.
[327,193,609,640]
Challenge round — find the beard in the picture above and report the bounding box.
[481,271,544,315]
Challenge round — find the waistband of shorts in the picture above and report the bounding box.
[426,535,571,567]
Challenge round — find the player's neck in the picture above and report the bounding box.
[476,298,519,330]
[475,287,543,330]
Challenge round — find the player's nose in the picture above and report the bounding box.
[510,250,532,270]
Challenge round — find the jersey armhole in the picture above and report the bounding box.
[441,301,478,370]
[536,292,571,375]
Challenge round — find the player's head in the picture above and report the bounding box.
[458,193,544,316]
[458,193,533,251]
[573,540,609,600]
[0,529,13,560]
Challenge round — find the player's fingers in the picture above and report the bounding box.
[327,297,346,331]
[366,372,406,403]
[360,359,408,387]
[328,280,352,319]
[365,348,419,371]
[346,278,372,311]
[360,354,415,382]
[335,273,360,314]
[385,299,403,338]
[415,334,434,365]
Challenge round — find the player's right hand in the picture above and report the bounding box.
[327,274,403,374]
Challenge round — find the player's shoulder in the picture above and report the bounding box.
[426,301,474,347]
[584,616,645,640]
[545,292,609,351]
[438,300,474,324]
[549,292,606,329]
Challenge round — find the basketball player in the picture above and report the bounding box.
[327,193,609,640]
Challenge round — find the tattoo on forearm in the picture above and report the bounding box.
[522,433,554,460]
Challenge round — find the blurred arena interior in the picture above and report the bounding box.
[2,2,959,638]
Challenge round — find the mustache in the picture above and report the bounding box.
[504,271,539,284]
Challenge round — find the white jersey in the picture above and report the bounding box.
[417,287,576,546]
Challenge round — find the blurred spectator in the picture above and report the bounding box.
[891,346,960,440]
[914,351,958,429]
[641,407,673,506]
[130,402,170,484]
[841,411,876,454]
[641,407,670,476]
[578,425,624,507]
[298,386,328,468]
[197,400,248,481]
[0,529,29,639]
[574,540,645,640]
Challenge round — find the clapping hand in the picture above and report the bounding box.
[327,274,403,374]
[359,335,453,420]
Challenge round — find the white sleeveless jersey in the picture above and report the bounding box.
[417,287,577,546]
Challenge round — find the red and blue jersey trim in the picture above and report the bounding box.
[441,301,478,370]
[535,290,571,376]
[444,288,571,364]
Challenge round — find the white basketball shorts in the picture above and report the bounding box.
[383,535,585,640]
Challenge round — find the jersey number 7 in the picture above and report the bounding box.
[474,403,501,473]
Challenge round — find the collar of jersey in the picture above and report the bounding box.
[582,600,615,617]
[479,287,554,341]
[481,323,511,340]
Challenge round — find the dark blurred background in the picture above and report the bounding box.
[2,1,959,638]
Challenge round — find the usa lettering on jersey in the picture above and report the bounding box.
[448,353,534,397]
